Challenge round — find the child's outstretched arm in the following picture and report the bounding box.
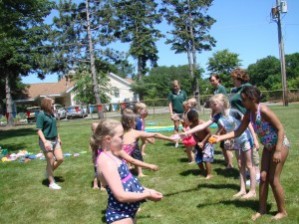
[211,113,251,143]
[117,150,159,171]
[248,122,260,150]
[138,130,176,143]
[179,119,214,138]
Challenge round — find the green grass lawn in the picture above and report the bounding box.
[0,104,298,224]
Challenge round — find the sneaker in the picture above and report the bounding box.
[49,183,61,190]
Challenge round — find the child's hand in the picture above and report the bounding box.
[171,114,180,121]
[146,189,163,201]
[149,164,159,171]
[197,142,204,148]
[208,135,218,144]
[273,150,282,163]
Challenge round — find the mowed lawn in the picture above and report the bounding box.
[0,104,298,224]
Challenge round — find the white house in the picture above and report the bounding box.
[15,73,138,109]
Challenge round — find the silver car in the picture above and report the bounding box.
[66,105,87,119]
[53,104,66,120]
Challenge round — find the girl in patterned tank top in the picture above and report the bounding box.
[211,86,290,221]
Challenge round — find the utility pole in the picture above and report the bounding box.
[271,0,288,106]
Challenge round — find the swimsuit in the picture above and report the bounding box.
[250,104,290,149]
[96,149,145,224]
[122,142,138,155]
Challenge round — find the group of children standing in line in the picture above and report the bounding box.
[91,85,290,223]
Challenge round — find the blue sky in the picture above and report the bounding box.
[22,0,299,84]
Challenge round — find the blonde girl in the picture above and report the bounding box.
[91,119,163,224]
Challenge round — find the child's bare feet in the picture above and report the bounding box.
[251,212,263,221]
[205,175,213,180]
[233,191,246,198]
[100,187,106,191]
[271,212,287,220]
[138,173,147,178]
[93,186,100,190]
[241,191,256,199]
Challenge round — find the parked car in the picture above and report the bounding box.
[66,105,87,119]
[26,106,41,123]
[53,104,66,120]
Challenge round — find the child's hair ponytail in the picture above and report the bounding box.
[90,119,121,164]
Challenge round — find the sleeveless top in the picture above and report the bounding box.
[122,141,138,155]
[96,149,145,223]
[218,109,252,145]
[250,104,279,149]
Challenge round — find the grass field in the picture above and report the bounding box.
[0,104,298,224]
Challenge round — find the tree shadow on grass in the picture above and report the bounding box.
[196,199,263,212]
[0,127,36,141]
[42,176,65,187]
[214,167,239,179]
[213,158,227,166]
[0,143,30,153]
[180,169,201,177]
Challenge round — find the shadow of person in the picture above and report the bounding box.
[42,176,65,187]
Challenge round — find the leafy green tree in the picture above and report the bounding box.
[247,56,281,90]
[131,65,195,100]
[161,0,216,96]
[207,49,241,89]
[113,0,163,80]
[285,53,299,82]
[0,0,54,125]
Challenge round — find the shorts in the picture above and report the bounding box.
[39,138,61,153]
[195,144,214,164]
[234,139,253,152]
[223,139,234,150]
[252,148,260,166]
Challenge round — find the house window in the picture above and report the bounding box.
[112,87,120,98]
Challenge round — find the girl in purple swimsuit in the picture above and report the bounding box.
[90,119,163,224]
[212,86,290,221]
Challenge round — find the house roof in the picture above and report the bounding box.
[15,77,75,102]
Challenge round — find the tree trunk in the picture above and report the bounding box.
[5,75,14,126]
[86,0,103,119]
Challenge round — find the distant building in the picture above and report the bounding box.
[15,73,138,108]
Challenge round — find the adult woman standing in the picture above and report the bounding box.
[209,74,227,95]
[230,68,260,184]
[36,97,64,190]
[168,80,187,133]
[209,74,233,169]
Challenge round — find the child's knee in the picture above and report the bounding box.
[260,171,267,182]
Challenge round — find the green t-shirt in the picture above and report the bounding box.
[168,89,187,114]
[36,111,58,139]
[230,83,252,114]
[214,84,227,95]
